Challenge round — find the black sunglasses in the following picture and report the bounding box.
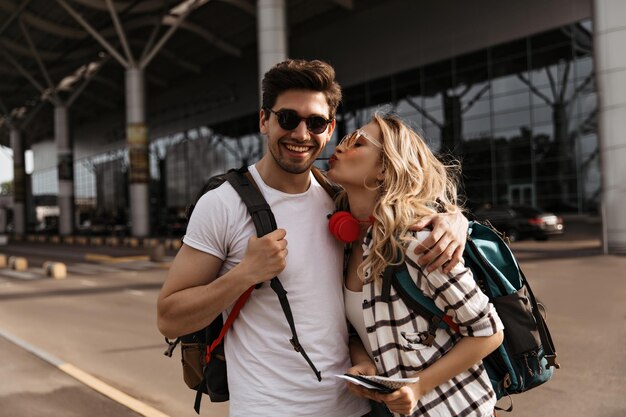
[264,107,333,134]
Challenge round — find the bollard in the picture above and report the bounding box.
[150,244,166,262]
[144,238,159,248]
[0,254,6,268]
[43,261,67,279]
[8,256,28,271]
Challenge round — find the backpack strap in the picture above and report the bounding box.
[195,285,255,413]
[225,167,276,237]
[312,166,342,199]
[269,278,321,381]
[519,269,560,369]
[224,166,323,381]
[385,263,459,346]
[204,285,255,364]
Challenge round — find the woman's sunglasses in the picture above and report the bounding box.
[264,107,333,134]
[338,129,382,149]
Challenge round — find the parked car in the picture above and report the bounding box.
[472,205,564,242]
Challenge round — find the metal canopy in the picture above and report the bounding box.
[0,0,367,148]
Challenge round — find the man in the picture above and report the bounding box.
[157,59,467,417]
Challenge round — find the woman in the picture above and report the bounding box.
[327,113,504,417]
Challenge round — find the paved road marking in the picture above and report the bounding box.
[64,260,167,276]
[85,254,149,264]
[60,364,171,417]
[0,329,171,417]
[116,263,154,271]
[68,261,164,276]
[0,269,42,280]
[76,262,121,271]
[68,263,120,275]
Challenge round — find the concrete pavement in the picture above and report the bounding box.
[0,216,625,417]
[495,217,626,417]
[0,334,142,417]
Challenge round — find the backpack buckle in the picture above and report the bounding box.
[502,373,512,389]
[290,338,301,352]
[545,354,561,369]
[163,337,179,357]
[422,332,436,346]
[422,316,440,346]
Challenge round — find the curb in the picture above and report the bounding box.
[6,234,184,251]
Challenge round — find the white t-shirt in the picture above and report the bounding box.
[184,165,369,417]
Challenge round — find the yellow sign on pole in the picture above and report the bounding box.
[128,124,149,184]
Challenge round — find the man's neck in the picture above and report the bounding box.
[255,156,312,194]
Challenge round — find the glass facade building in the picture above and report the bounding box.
[28,19,599,235]
[336,20,597,214]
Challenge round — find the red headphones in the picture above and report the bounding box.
[328,211,373,243]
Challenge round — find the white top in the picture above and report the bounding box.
[184,165,369,417]
[343,286,373,360]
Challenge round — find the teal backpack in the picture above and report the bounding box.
[382,221,560,410]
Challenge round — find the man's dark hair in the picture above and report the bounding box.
[261,59,342,119]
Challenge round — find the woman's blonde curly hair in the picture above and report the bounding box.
[335,112,463,283]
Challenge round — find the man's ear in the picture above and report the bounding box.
[259,108,269,134]
[326,118,337,142]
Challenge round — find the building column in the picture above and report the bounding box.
[55,105,74,236]
[126,67,150,238]
[257,0,287,93]
[0,204,5,235]
[593,0,626,254]
[10,128,25,235]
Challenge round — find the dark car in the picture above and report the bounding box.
[473,205,564,242]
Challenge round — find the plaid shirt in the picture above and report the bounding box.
[360,229,503,417]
